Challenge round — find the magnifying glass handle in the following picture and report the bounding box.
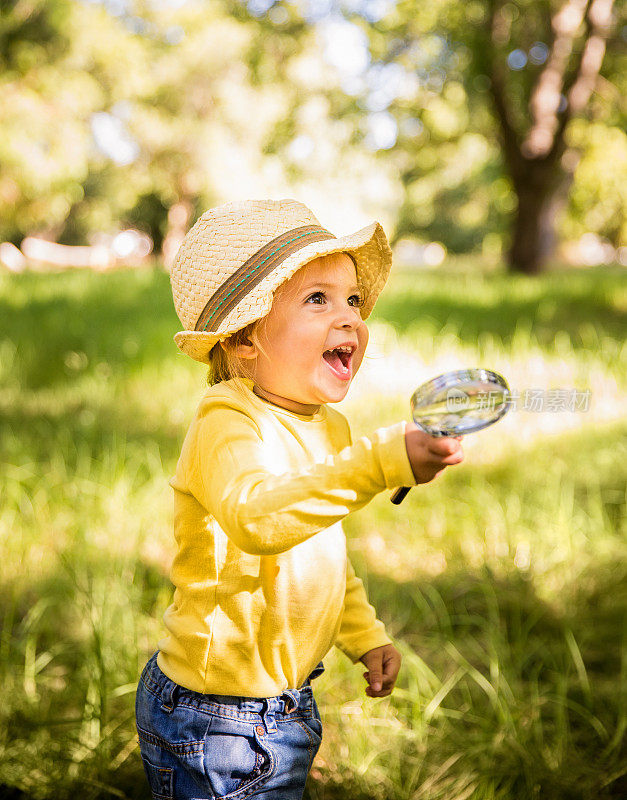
[390,430,457,504]
[390,486,410,504]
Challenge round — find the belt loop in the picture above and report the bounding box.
[160,680,178,714]
[261,698,278,733]
[282,687,301,713]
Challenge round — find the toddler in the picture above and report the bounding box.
[135,199,463,799]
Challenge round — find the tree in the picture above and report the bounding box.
[479,0,619,273]
[0,0,154,244]
[262,0,625,273]
[0,0,312,257]
[376,0,623,272]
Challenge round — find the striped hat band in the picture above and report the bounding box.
[194,225,336,333]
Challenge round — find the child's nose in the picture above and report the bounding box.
[335,306,360,329]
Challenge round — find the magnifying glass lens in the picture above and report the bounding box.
[411,368,510,437]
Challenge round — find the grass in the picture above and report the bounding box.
[0,262,625,799]
[375,264,626,358]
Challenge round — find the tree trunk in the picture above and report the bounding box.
[508,188,552,274]
[162,198,194,270]
[507,156,577,274]
[486,0,616,275]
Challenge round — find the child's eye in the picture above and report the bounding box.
[348,294,364,308]
[304,291,363,308]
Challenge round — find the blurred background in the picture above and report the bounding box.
[0,1,625,798]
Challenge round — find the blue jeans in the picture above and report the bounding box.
[135,653,325,799]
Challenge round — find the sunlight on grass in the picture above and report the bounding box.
[0,265,625,799]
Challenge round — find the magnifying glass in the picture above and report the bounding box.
[390,368,511,504]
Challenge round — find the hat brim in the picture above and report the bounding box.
[173,220,392,365]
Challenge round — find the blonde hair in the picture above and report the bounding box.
[206,322,259,385]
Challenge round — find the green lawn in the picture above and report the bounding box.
[0,264,625,799]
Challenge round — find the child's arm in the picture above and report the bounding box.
[185,407,462,556]
[185,407,414,556]
[334,558,392,662]
[335,558,404,698]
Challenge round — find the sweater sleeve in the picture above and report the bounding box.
[186,406,416,557]
[334,557,393,663]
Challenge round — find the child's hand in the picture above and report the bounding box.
[359,644,401,698]
[404,423,464,484]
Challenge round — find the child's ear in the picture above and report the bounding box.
[225,338,257,360]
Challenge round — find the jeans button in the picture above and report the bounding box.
[256,725,265,736]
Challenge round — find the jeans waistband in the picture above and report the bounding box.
[142,653,324,720]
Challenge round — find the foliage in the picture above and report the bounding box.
[0,0,305,245]
[263,0,627,261]
[561,120,627,244]
[1,0,625,264]
[0,0,144,242]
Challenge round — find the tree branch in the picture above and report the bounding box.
[522,0,591,159]
[550,0,615,159]
[485,0,523,178]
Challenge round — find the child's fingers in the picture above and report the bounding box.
[364,655,401,697]
[364,670,385,696]
[427,436,462,457]
[426,439,464,467]
[367,666,384,692]
[440,446,464,465]
[363,678,394,698]
[362,647,402,698]
[382,652,401,681]
[365,685,393,698]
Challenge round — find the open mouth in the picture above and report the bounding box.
[322,344,355,380]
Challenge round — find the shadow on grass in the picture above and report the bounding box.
[363,564,626,800]
[0,385,183,473]
[372,266,626,351]
[0,551,169,800]
[0,552,624,799]
[370,565,625,686]
[0,268,180,390]
[1,266,625,393]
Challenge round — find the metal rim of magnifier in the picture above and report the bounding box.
[411,368,511,437]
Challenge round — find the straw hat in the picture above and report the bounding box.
[170,198,392,364]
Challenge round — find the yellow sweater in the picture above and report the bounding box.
[157,378,416,697]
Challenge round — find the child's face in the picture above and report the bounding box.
[246,253,368,414]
